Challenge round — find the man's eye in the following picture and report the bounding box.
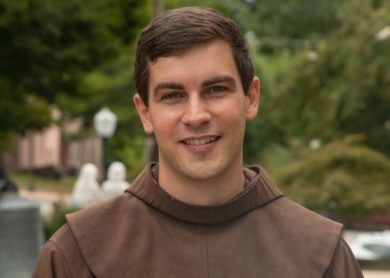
[160,92,185,103]
[162,92,181,100]
[206,86,228,95]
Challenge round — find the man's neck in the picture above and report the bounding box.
[157,163,246,206]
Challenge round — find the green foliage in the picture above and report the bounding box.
[277,0,390,154]
[241,0,342,39]
[0,76,51,153]
[0,0,147,99]
[112,134,145,180]
[238,0,345,162]
[275,136,390,224]
[244,51,297,163]
[0,0,149,153]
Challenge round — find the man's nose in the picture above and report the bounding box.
[181,95,211,127]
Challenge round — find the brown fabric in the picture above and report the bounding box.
[33,164,363,278]
[128,163,283,224]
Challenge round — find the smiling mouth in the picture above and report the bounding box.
[182,136,220,146]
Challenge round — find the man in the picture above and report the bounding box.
[33,7,363,277]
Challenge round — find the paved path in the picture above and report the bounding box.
[19,188,69,202]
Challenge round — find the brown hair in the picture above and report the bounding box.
[134,7,254,106]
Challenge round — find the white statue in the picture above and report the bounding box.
[70,163,101,208]
[101,162,129,200]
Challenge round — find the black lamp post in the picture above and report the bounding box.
[93,107,117,181]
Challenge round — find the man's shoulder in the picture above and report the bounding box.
[242,195,344,274]
[33,223,91,278]
[50,221,77,246]
[66,193,132,226]
[46,193,146,276]
[260,196,343,247]
[248,165,343,238]
[65,192,144,244]
[273,197,342,230]
[48,194,135,262]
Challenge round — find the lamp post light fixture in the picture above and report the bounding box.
[93,107,117,180]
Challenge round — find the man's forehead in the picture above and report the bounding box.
[149,39,232,64]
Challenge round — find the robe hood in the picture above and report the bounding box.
[125,163,284,224]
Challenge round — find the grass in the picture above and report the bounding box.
[9,172,76,194]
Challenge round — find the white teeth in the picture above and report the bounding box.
[184,136,218,145]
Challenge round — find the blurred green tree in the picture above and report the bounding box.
[277,0,389,155]
[239,0,343,42]
[0,0,149,153]
[258,0,390,223]
[241,0,344,163]
[275,135,390,224]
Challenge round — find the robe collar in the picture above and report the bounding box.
[126,163,283,225]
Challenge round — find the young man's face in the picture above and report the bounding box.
[134,39,259,182]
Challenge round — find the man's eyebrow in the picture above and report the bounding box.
[153,82,184,95]
[202,75,236,87]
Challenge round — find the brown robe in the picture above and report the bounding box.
[33,164,363,277]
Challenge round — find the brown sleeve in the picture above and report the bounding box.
[32,224,94,278]
[323,237,364,278]
[32,240,73,278]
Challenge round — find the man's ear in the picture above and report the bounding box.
[245,76,260,120]
[133,93,154,134]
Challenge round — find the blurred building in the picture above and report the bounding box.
[3,118,102,179]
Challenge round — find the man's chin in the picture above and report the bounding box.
[179,161,226,181]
